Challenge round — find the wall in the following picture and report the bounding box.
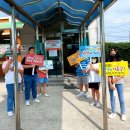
[20,23,35,57]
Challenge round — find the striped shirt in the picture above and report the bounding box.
[76,58,90,76]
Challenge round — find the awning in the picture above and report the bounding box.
[0,0,116,30]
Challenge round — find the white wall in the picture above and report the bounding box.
[88,19,98,45]
[20,24,35,56]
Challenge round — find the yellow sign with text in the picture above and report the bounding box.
[99,61,128,76]
[67,51,85,66]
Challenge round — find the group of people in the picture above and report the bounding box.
[75,48,126,121]
[2,47,49,117]
[2,47,126,121]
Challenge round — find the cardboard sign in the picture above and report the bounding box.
[99,61,128,76]
[67,51,85,66]
[25,54,44,66]
[79,45,101,58]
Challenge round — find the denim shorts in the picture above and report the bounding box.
[38,77,48,84]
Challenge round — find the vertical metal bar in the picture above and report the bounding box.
[42,28,46,60]
[99,1,108,130]
[79,33,81,49]
[84,23,86,38]
[81,27,83,44]
[36,25,39,41]
[11,6,21,130]
[60,25,64,77]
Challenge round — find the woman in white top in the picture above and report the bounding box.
[2,56,23,117]
[86,57,101,108]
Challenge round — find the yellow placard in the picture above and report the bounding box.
[99,61,128,76]
[67,51,85,66]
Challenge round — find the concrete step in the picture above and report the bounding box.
[48,77,65,86]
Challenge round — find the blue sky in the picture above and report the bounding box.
[0,0,130,42]
[104,0,130,42]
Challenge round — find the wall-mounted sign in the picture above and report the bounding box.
[49,50,57,57]
[0,44,10,54]
[46,40,61,50]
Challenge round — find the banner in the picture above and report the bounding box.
[79,45,101,58]
[99,61,128,76]
[25,54,44,66]
[67,51,85,66]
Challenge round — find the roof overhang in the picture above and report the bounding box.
[0,0,117,31]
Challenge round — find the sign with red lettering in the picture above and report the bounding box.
[25,54,44,66]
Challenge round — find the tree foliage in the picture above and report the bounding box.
[105,42,130,64]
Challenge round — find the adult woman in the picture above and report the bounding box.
[2,57,23,116]
[22,47,40,106]
[108,49,126,121]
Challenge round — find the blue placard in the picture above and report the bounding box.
[79,45,101,58]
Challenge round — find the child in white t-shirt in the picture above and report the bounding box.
[86,57,101,108]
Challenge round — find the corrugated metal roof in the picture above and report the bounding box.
[0,0,116,30]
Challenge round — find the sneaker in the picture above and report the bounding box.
[90,101,96,106]
[33,98,40,103]
[26,100,30,106]
[76,91,84,98]
[96,102,101,108]
[44,93,49,97]
[85,92,90,99]
[121,114,126,121]
[108,113,116,119]
[37,94,41,98]
[8,111,13,117]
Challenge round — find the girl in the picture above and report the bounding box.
[86,57,101,108]
[108,49,126,121]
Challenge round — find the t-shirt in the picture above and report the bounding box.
[2,60,23,84]
[86,63,101,83]
[22,57,37,75]
[113,76,124,84]
[37,70,48,78]
[76,58,90,77]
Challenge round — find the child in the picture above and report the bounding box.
[37,65,49,97]
[86,57,101,108]
[2,56,23,117]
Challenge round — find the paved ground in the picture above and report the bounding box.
[0,70,130,130]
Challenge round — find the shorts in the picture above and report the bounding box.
[38,77,48,84]
[77,76,88,85]
[89,83,100,90]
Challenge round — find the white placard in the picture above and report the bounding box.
[39,60,53,70]
[46,40,61,49]
[45,60,53,69]
[49,50,57,57]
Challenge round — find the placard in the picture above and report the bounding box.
[79,45,101,58]
[49,50,57,57]
[67,51,85,66]
[25,54,44,66]
[99,61,128,76]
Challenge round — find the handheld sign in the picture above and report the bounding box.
[79,45,101,58]
[67,51,85,66]
[99,61,128,76]
[25,54,44,66]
